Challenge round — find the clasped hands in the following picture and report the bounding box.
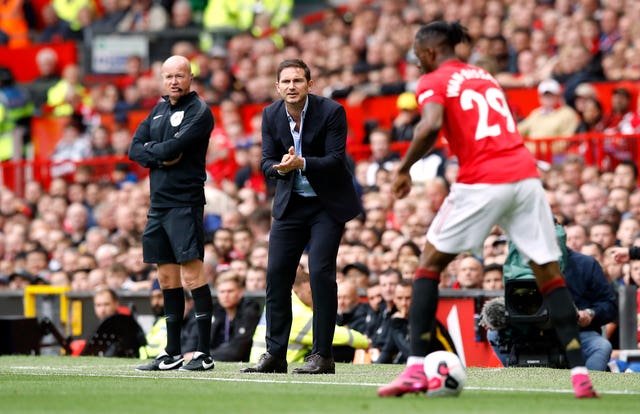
[274,146,304,174]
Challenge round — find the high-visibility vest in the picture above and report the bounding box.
[46,80,91,117]
[139,318,167,360]
[0,0,30,48]
[52,0,95,31]
[249,291,369,363]
[202,0,240,30]
[0,104,14,160]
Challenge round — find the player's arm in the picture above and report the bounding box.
[397,102,443,174]
[393,102,443,199]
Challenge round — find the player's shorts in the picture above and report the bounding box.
[427,178,560,265]
[142,205,204,264]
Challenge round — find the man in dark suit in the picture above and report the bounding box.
[241,59,361,374]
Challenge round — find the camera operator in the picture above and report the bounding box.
[485,224,617,371]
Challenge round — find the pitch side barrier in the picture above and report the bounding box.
[0,287,636,365]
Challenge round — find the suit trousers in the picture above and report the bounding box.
[265,192,345,359]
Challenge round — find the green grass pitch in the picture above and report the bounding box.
[1,356,638,414]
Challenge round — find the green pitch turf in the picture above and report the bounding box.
[1,356,638,414]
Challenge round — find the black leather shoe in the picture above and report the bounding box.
[292,353,335,374]
[240,352,287,373]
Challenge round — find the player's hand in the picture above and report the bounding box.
[392,171,412,199]
[609,247,630,263]
[162,153,183,166]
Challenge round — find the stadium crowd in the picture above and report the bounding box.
[1,0,640,363]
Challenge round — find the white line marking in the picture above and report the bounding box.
[4,366,639,396]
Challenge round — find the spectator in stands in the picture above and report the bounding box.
[518,78,580,158]
[117,0,169,32]
[105,262,135,290]
[0,67,32,161]
[37,3,73,43]
[7,269,35,289]
[169,0,198,30]
[589,221,617,251]
[565,223,589,253]
[232,226,254,259]
[89,0,127,34]
[367,268,400,358]
[495,49,541,88]
[52,0,94,34]
[0,0,31,48]
[244,265,266,292]
[452,256,484,289]
[603,87,634,133]
[89,124,114,156]
[186,270,261,362]
[612,161,638,193]
[46,63,91,117]
[581,182,609,222]
[375,280,416,364]
[82,286,147,357]
[212,227,234,272]
[391,92,420,143]
[482,263,503,291]
[608,186,630,217]
[336,278,368,335]
[365,128,400,187]
[63,202,90,246]
[51,117,92,162]
[616,217,640,248]
[247,266,368,365]
[599,8,621,55]
[138,278,166,359]
[574,97,605,135]
[27,47,60,115]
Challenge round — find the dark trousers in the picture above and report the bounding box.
[265,193,345,359]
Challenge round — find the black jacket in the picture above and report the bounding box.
[260,94,361,223]
[336,302,369,335]
[128,91,214,207]
[210,297,262,362]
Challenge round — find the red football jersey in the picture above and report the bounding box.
[415,60,539,184]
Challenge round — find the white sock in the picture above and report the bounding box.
[570,366,588,376]
[407,356,425,366]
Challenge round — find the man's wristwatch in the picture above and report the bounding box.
[585,308,595,318]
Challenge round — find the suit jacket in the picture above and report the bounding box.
[261,94,361,223]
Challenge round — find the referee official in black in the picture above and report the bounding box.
[129,55,215,372]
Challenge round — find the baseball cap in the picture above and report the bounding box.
[574,82,597,98]
[397,92,418,111]
[537,79,561,95]
[8,269,34,284]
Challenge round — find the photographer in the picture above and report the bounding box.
[485,224,617,371]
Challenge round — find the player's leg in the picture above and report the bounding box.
[530,262,598,397]
[377,244,456,397]
[137,209,185,371]
[503,179,598,398]
[379,183,497,397]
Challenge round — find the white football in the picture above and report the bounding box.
[423,351,466,397]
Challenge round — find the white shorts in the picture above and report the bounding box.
[426,178,560,264]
